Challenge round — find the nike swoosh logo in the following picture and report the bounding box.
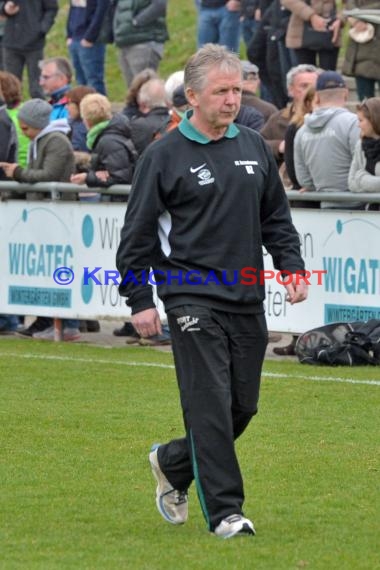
[190,163,206,173]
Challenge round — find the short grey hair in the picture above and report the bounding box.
[137,78,167,110]
[184,43,242,93]
[286,64,319,90]
[39,57,73,83]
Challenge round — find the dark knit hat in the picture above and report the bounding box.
[18,98,52,129]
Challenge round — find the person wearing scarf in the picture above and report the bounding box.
[349,97,380,195]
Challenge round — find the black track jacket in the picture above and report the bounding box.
[116,117,305,315]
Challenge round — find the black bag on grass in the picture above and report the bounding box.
[295,320,380,366]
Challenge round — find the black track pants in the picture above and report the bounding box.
[157,304,268,530]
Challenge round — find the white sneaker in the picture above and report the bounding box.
[214,514,255,539]
[149,445,188,524]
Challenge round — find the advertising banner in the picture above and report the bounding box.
[1,201,379,332]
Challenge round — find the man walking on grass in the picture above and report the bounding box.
[116,44,308,538]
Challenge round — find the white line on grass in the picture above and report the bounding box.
[1,352,379,386]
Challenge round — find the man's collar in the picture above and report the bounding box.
[178,110,239,143]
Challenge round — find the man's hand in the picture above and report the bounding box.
[328,18,341,43]
[132,308,162,338]
[81,39,94,48]
[226,0,241,12]
[284,274,308,305]
[0,162,18,178]
[4,1,20,16]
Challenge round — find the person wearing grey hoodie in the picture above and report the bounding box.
[0,98,74,184]
[294,70,361,208]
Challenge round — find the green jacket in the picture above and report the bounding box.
[114,0,169,48]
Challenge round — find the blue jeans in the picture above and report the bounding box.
[0,314,19,332]
[197,6,241,52]
[241,18,258,50]
[355,76,380,101]
[69,40,106,95]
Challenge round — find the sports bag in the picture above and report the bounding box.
[295,320,380,366]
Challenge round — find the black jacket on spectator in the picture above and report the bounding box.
[130,106,170,154]
[235,104,265,131]
[0,103,17,180]
[86,113,137,189]
[0,0,58,51]
[247,0,289,109]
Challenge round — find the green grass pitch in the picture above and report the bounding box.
[1,339,379,569]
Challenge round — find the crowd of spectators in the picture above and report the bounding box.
[0,0,379,347]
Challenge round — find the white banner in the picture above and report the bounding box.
[1,201,379,332]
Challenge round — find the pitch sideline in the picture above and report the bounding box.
[1,351,380,386]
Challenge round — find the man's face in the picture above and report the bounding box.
[288,72,318,104]
[187,66,242,131]
[18,120,40,141]
[39,63,67,96]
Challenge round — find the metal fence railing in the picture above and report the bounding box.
[1,182,379,204]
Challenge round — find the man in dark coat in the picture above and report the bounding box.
[0,0,58,98]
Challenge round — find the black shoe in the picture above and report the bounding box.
[273,336,298,356]
[113,322,136,337]
[86,320,100,333]
[273,344,296,356]
[16,317,53,338]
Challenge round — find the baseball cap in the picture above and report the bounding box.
[241,60,259,80]
[172,84,188,109]
[316,71,346,91]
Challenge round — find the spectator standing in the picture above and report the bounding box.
[240,0,260,50]
[342,0,380,101]
[282,0,342,69]
[66,0,108,95]
[349,97,380,194]
[197,0,241,52]
[113,0,169,88]
[39,57,73,121]
[0,0,58,98]
[0,15,5,70]
[247,0,295,108]
[294,71,361,209]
